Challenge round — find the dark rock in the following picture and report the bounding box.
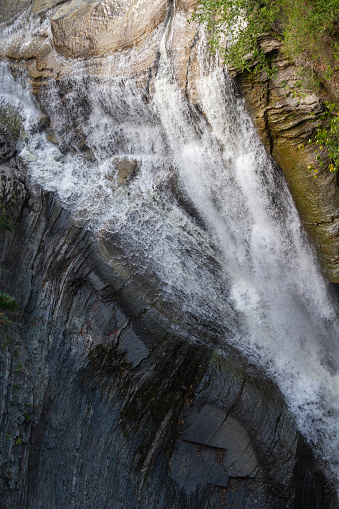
[0,162,336,508]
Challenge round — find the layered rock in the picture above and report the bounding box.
[0,0,200,93]
[1,2,338,282]
[0,162,336,509]
[233,38,339,283]
[0,2,338,508]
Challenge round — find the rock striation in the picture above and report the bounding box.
[0,162,337,508]
[0,2,338,508]
[232,37,339,283]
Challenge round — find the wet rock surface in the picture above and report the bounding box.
[1,3,337,283]
[0,4,338,508]
[0,162,337,508]
[233,38,339,283]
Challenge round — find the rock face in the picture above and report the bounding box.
[0,162,337,508]
[0,0,200,90]
[233,38,339,283]
[0,2,338,508]
[50,0,169,58]
[1,3,337,282]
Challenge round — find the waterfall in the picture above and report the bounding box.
[1,3,339,490]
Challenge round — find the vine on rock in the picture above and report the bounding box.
[313,102,339,173]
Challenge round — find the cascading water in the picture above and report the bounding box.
[1,0,339,492]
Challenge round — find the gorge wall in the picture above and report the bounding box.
[0,1,339,508]
[0,162,334,508]
[231,37,339,284]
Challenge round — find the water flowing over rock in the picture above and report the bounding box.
[0,2,339,508]
[231,37,339,283]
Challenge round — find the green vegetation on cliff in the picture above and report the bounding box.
[312,102,339,173]
[192,0,281,74]
[192,0,339,79]
[192,0,339,172]
[0,206,19,325]
[0,292,18,326]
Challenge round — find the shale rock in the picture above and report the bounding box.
[0,163,336,508]
[0,5,338,508]
[233,38,339,283]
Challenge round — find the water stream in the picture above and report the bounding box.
[1,2,339,489]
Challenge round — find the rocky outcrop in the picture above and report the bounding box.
[0,3,339,508]
[0,162,337,508]
[0,0,200,93]
[50,0,169,58]
[1,2,338,282]
[232,38,339,283]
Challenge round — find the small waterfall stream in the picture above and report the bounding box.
[1,2,339,490]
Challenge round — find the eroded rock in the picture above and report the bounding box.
[0,163,336,508]
[234,41,339,282]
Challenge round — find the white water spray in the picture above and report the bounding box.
[1,4,339,489]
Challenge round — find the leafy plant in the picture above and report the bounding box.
[191,0,281,75]
[0,293,19,312]
[192,0,339,81]
[0,292,19,327]
[0,206,17,231]
[15,362,24,374]
[313,102,339,173]
[0,313,12,326]
[282,0,339,80]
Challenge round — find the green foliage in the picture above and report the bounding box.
[1,337,15,349]
[191,0,281,74]
[192,0,339,79]
[0,293,19,327]
[0,206,16,231]
[313,103,339,173]
[0,292,19,312]
[0,313,12,326]
[282,0,339,79]
[15,362,24,373]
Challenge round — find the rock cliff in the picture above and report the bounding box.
[231,37,339,283]
[0,162,336,508]
[0,2,338,508]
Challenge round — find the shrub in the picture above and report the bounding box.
[0,292,19,327]
[191,0,281,74]
[0,293,19,312]
[192,0,339,79]
[313,103,339,173]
